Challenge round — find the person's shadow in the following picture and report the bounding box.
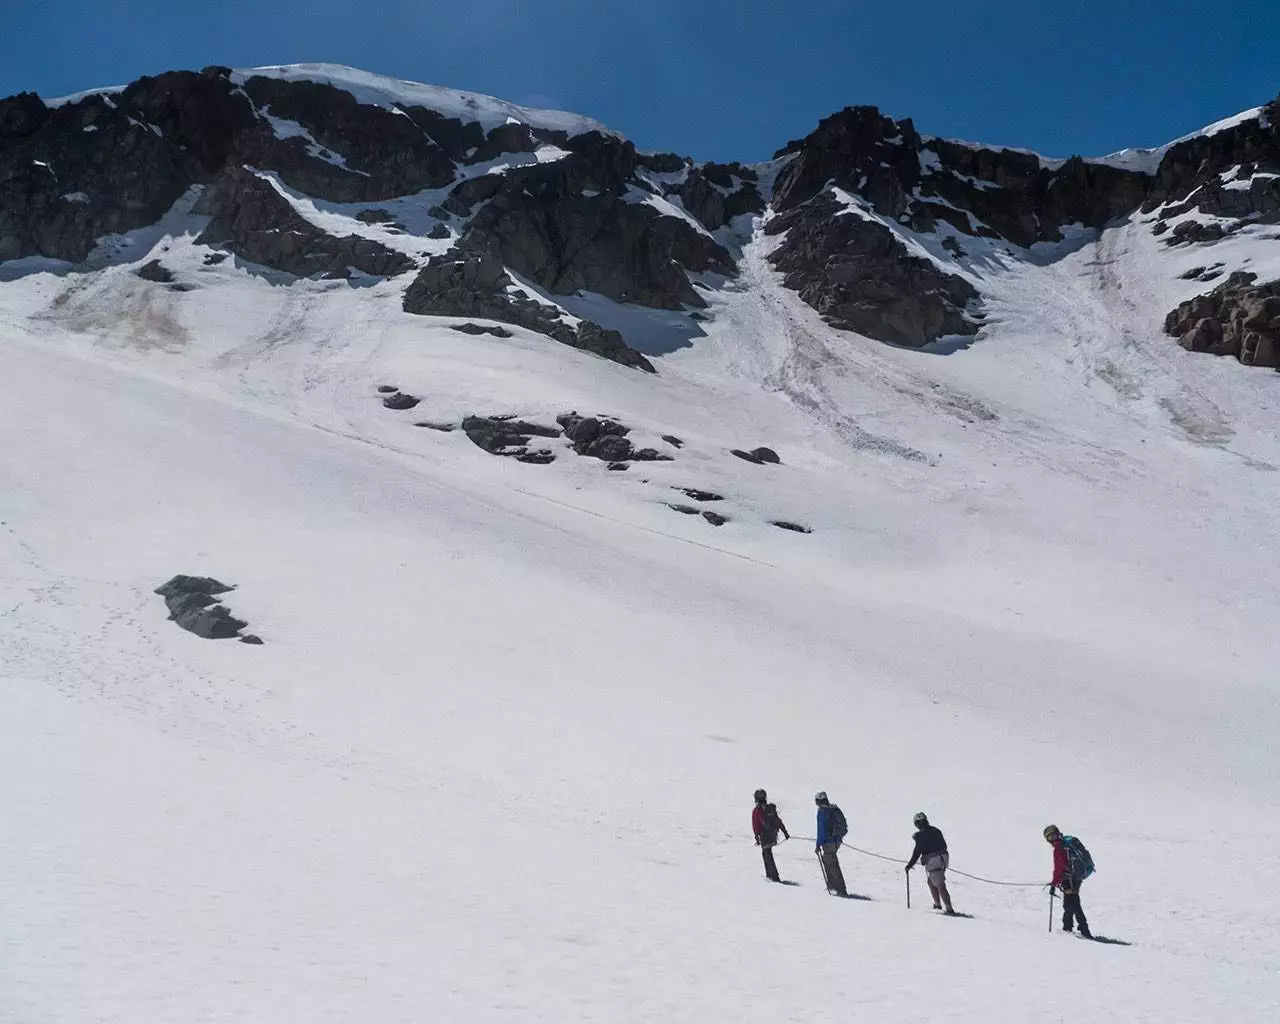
[1086,935,1133,946]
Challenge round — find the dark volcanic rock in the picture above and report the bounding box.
[457,132,736,310]
[403,251,654,371]
[631,448,672,462]
[376,384,399,393]
[426,222,451,239]
[678,162,765,231]
[677,488,724,502]
[356,208,397,224]
[667,503,701,515]
[154,574,255,640]
[701,511,729,527]
[1144,96,1280,218]
[155,574,234,598]
[238,76,456,202]
[382,392,421,410]
[461,414,560,461]
[1164,220,1229,246]
[662,434,685,448]
[0,91,198,262]
[730,446,782,465]
[1164,272,1280,368]
[772,104,1149,249]
[135,259,174,283]
[766,193,980,346]
[450,322,514,337]
[555,411,676,463]
[196,166,414,279]
[770,520,812,534]
[583,434,633,462]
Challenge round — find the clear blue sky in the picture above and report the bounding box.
[3,1,1276,161]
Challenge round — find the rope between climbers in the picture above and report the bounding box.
[781,837,1043,888]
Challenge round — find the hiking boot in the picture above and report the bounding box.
[932,903,942,911]
[944,909,957,916]
[1079,927,1093,939]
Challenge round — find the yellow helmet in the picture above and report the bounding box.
[1043,824,1061,840]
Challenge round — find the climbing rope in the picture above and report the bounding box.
[782,836,1044,888]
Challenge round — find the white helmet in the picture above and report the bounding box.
[814,791,828,804]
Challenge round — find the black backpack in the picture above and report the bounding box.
[762,803,782,832]
[828,804,848,840]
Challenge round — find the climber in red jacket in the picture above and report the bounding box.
[752,789,790,882]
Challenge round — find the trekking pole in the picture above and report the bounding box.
[816,850,830,893]
[1047,886,1055,934]
[906,869,911,909]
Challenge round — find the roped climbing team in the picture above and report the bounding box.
[751,789,1097,934]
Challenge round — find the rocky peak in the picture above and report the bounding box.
[2,64,1278,365]
[773,105,923,217]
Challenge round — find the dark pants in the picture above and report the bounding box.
[818,842,847,895]
[1062,882,1090,934]
[760,845,780,881]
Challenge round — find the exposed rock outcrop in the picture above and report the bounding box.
[1165,272,1280,368]
[135,259,174,283]
[462,415,560,463]
[1143,96,1280,220]
[402,251,655,371]
[196,166,414,278]
[677,162,765,231]
[766,193,980,346]
[0,89,197,262]
[772,104,1149,248]
[457,132,736,309]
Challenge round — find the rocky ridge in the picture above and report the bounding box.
[2,65,1278,366]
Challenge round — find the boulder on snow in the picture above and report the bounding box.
[461,415,561,462]
[155,574,257,641]
[155,574,234,598]
[135,259,174,283]
[730,446,781,465]
[382,392,421,410]
[449,322,514,337]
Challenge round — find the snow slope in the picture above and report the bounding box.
[2,178,1280,1023]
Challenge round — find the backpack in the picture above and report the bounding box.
[828,805,848,841]
[1062,835,1095,881]
[762,803,782,833]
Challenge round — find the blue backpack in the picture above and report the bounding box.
[1062,835,1095,881]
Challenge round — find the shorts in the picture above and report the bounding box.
[923,851,949,887]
